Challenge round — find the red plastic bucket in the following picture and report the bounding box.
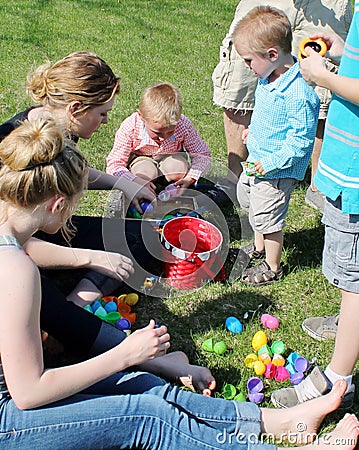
[161,217,225,289]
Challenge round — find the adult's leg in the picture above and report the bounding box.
[223,108,251,181]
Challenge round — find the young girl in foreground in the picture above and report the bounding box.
[0,119,357,450]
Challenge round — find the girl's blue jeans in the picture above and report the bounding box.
[0,370,274,450]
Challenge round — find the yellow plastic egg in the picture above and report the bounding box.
[244,353,258,368]
[258,352,271,365]
[125,293,139,306]
[272,353,285,367]
[253,360,266,376]
[252,331,267,351]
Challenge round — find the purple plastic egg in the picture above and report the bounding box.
[247,377,264,393]
[290,371,305,385]
[248,392,264,404]
[115,318,131,331]
[294,356,310,373]
[141,201,154,214]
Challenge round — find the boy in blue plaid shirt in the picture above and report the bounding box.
[233,5,320,286]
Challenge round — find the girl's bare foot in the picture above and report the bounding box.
[261,379,347,444]
[305,413,359,450]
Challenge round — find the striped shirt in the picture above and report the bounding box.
[314,2,359,214]
[246,61,320,180]
[106,112,211,181]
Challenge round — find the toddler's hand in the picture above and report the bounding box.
[174,177,195,194]
[88,250,134,281]
[242,128,249,144]
[254,160,265,176]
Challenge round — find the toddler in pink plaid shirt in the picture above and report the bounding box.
[106,82,211,192]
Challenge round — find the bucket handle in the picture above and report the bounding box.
[192,254,226,282]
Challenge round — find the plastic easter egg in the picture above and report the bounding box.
[258,344,272,357]
[264,363,277,379]
[83,304,93,313]
[285,363,296,375]
[258,352,271,365]
[275,366,290,382]
[253,360,266,376]
[247,377,263,393]
[202,338,215,352]
[121,312,136,325]
[141,201,154,214]
[234,392,246,402]
[91,299,102,313]
[105,311,121,325]
[290,372,305,385]
[104,301,118,313]
[214,341,227,355]
[294,356,310,373]
[102,295,118,303]
[248,392,264,404]
[115,318,131,331]
[271,340,286,355]
[287,352,300,366]
[117,294,127,303]
[260,313,279,330]
[158,190,171,201]
[272,353,285,367]
[252,331,267,351]
[244,353,258,368]
[116,303,131,315]
[94,305,107,319]
[225,316,243,334]
[222,384,237,399]
[124,293,139,306]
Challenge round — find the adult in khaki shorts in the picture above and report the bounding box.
[212,0,352,211]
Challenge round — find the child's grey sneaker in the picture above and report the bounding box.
[305,187,325,213]
[301,314,339,341]
[271,366,355,409]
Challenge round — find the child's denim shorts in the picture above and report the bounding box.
[322,196,359,293]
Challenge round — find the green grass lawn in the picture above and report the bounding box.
[1,0,357,444]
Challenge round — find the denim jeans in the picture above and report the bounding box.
[0,371,274,450]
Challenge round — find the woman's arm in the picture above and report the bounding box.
[24,238,134,281]
[0,250,170,410]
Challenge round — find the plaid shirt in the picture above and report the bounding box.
[246,61,320,180]
[106,112,211,181]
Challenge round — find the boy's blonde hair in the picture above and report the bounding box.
[139,82,182,126]
[26,52,120,116]
[0,119,88,239]
[233,5,292,56]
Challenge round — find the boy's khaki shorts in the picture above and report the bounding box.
[212,0,352,118]
[128,153,189,176]
[237,174,297,234]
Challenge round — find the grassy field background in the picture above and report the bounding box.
[0,0,357,444]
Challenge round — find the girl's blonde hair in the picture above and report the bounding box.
[139,82,182,126]
[26,51,120,116]
[0,119,88,239]
[233,5,292,56]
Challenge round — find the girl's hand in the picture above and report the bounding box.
[300,47,328,85]
[88,250,134,281]
[308,33,345,60]
[119,320,171,367]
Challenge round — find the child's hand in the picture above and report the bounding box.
[119,320,171,367]
[242,128,249,144]
[308,33,345,60]
[254,160,265,176]
[87,250,134,281]
[131,178,157,213]
[174,176,195,194]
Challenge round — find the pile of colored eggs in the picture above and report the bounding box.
[83,293,139,332]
